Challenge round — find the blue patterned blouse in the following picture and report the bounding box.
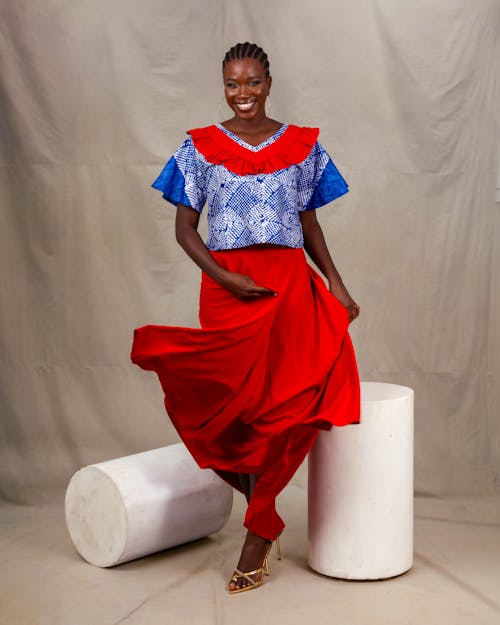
[151,122,349,251]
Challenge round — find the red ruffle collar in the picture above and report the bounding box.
[186,124,319,175]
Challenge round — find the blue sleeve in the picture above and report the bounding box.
[297,141,349,211]
[151,136,207,212]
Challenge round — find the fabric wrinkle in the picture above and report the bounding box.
[131,247,360,539]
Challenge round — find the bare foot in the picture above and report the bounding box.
[228,530,271,592]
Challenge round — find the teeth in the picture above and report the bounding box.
[235,101,255,110]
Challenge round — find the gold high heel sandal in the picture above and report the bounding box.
[227,535,282,594]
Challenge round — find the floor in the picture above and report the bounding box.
[1,485,500,625]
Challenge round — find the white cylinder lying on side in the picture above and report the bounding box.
[307,381,414,579]
[65,443,233,567]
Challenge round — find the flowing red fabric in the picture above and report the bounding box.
[130,246,360,540]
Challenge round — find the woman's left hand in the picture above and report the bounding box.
[346,301,360,323]
[328,285,360,323]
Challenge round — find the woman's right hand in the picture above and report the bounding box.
[218,271,277,300]
[175,205,276,300]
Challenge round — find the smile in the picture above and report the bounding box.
[235,101,256,111]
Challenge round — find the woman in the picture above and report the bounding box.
[131,42,361,594]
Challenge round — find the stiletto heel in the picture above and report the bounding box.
[263,535,280,577]
[275,535,281,560]
[264,554,270,576]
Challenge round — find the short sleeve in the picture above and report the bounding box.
[151,136,207,212]
[297,141,349,211]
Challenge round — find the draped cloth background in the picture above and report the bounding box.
[0,0,499,503]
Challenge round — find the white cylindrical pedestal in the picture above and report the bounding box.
[65,443,233,567]
[308,381,414,579]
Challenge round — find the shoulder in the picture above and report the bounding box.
[286,124,320,144]
[186,124,218,138]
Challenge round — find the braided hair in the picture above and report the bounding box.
[222,42,270,77]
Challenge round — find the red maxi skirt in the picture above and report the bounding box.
[130,246,360,541]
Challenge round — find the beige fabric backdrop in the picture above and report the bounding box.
[1,0,499,504]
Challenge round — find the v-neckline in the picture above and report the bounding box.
[188,124,319,175]
[214,123,288,151]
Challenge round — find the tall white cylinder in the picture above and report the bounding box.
[65,443,233,567]
[307,382,414,579]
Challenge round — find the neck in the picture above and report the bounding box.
[229,114,269,131]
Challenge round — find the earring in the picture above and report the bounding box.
[266,99,271,116]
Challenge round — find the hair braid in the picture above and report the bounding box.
[222,42,270,77]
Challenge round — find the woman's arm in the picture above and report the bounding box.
[299,209,360,322]
[175,203,276,300]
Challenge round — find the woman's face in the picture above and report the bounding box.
[223,57,271,121]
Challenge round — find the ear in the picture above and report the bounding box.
[267,75,272,94]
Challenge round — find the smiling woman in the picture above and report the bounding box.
[130,41,361,595]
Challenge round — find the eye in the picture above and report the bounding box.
[249,80,261,87]
[225,81,237,89]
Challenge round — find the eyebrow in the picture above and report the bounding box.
[225,75,262,81]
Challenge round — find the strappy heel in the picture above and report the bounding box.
[228,540,274,594]
[227,533,283,594]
